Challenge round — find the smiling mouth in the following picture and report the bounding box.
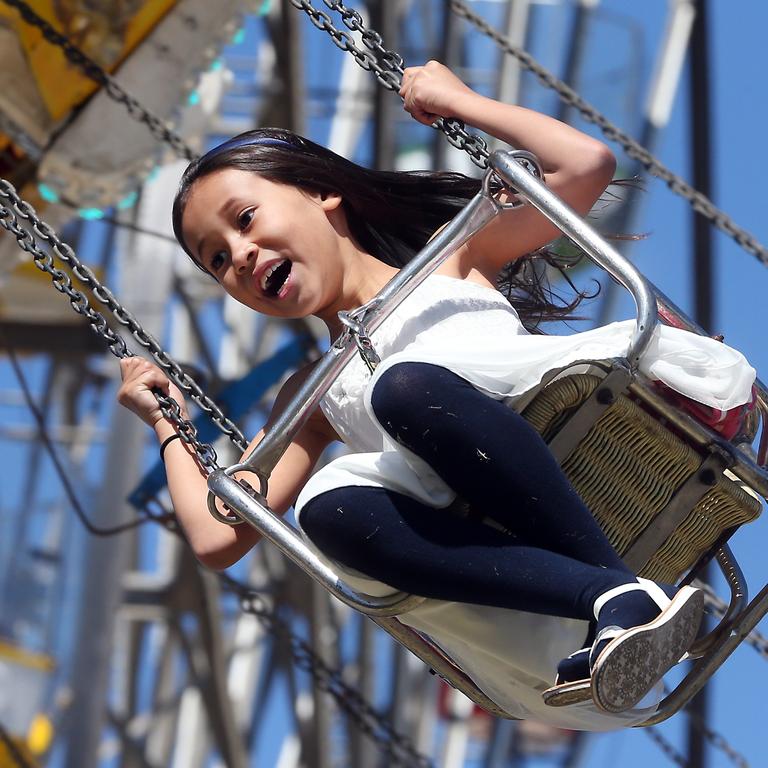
[261,259,293,296]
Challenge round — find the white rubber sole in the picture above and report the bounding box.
[542,678,592,707]
[591,585,704,713]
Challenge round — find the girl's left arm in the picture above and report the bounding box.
[400,61,616,279]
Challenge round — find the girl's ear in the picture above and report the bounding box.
[319,190,343,211]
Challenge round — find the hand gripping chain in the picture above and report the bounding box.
[288,0,492,169]
[0,179,250,471]
[449,0,768,268]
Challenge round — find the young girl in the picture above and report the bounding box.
[118,62,755,730]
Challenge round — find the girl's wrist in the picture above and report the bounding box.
[153,416,184,442]
[443,89,490,124]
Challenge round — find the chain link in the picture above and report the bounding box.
[698,582,768,661]
[289,0,490,169]
[226,579,433,768]
[646,727,690,768]
[0,179,246,469]
[449,0,768,267]
[0,0,196,162]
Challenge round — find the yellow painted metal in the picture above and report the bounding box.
[0,638,54,672]
[0,737,39,768]
[0,0,177,120]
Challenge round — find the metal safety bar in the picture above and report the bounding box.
[642,581,768,726]
[207,470,426,617]
[489,150,658,368]
[687,545,747,658]
[215,147,659,497]
[206,150,543,619]
[223,159,520,486]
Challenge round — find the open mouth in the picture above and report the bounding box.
[261,259,293,297]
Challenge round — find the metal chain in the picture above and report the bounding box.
[1,5,756,759]
[7,0,767,264]
[0,5,430,760]
[288,0,490,169]
[449,0,768,267]
[698,582,768,661]
[223,579,433,768]
[646,727,690,768]
[0,179,246,469]
[686,707,751,768]
[0,183,430,764]
[0,0,196,162]
[5,355,426,768]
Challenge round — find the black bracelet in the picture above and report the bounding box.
[159,434,182,462]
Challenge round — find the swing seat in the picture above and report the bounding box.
[210,151,768,728]
[519,363,762,585]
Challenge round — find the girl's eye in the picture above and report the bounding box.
[237,208,255,230]
[210,251,226,271]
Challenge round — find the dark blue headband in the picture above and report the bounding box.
[201,135,294,162]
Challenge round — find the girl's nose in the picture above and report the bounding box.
[233,244,257,273]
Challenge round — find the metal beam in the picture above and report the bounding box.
[596,0,696,326]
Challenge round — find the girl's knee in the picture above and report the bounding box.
[300,489,348,542]
[370,361,447,424]
[300,488,387,565]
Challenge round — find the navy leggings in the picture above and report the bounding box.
[301,362,637,622]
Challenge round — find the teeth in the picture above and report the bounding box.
[261,259,287,291]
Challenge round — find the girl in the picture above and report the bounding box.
[118,62,755,729]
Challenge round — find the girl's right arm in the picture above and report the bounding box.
[118,358,336,570]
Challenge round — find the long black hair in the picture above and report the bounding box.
[172,127,595,332]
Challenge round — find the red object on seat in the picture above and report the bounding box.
[653,382,756,441]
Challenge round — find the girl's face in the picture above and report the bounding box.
[180,168,346,319]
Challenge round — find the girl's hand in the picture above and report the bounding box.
[118,357,188,429]
[399,60,476,126]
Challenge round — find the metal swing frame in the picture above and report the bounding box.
[206,150,768,725]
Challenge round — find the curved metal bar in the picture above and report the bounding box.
[687,545,747,657]
[488,150,657,369]
[373,616,521,720]
[232,168,507,478]
[207,471,426,617]
[639,582,768,726]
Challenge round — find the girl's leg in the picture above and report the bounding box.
[301,485,634,621]
[369,361,630,572]
[368,362,704,705]
[302,485,703,711]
